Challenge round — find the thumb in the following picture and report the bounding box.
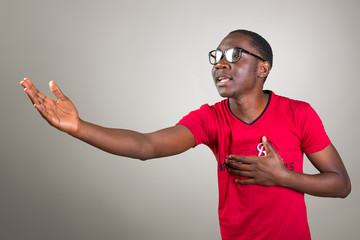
[49,81,67,100]
[262,136,275,154]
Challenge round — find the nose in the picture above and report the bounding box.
[214,57,230,69]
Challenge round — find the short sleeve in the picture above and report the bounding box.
[300,105,331,154]
[176,104,216,147]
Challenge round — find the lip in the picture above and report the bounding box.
[214,73,233,86]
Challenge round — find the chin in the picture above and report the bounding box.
[217,90,231,98]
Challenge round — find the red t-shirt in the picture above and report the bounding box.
[177,91,330,240]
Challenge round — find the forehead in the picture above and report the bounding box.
[217,33,254,51]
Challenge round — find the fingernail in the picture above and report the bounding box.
[263,136,267,142]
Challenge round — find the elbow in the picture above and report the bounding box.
[138,155,151,161]
[136,144,156,161]
[335,176,351,198]
[339,180,351,198]
[134,150,151,161]
[338,189,351,199]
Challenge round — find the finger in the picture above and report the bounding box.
[23,86,45,106]
[25,78,47,100]
[235,178,255,185]
[226,160,252,171]
[227,168,253,177]
[24,80,49,107]
[20,78,30,89]
[21,79,35,102]
[49,81,67,101]
[227,155,256,164]
[262,136,276,154]
[22,79,50,109]
[23,87,37,105]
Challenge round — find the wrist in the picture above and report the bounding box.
[277,167,293,187]
[68,117,83,138]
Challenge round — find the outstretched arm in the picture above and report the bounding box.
[20,78,195,160]
[226,136,351,198]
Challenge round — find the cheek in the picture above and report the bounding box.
[231,69,246,81]
[233,64,257,80]
[211,68,217,80]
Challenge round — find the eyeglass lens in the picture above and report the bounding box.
[209,48,242,65]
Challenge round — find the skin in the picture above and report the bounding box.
[20,32,351,198]
[212,33,271,124]
[20,79,195,160]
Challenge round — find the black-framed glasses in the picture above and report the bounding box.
[208,47,266,65]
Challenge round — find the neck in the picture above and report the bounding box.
[229,90,270,124]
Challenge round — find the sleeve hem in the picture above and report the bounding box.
[303,140,331,155]
[175,123,200,148]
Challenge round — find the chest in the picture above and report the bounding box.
[213,112,304,172]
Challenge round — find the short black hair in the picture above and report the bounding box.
[229,29,273,69]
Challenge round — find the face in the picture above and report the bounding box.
[211,33,265,99]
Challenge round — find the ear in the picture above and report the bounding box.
[258,61,271,78]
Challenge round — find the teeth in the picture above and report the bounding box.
[218,77,230,82]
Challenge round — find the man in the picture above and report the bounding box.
[21,29,351,239]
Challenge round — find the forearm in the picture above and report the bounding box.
[20,79,194,160]
[280,170,351,198]
[71,119,154,160]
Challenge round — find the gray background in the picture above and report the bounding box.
[1,0,359,239]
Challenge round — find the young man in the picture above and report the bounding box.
[21,29,351,239]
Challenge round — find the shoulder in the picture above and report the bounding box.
[270,92,325,133]
[177,100,227,146]
[178,99,228,124]
[193,99,228,116]
[271,91,311,114]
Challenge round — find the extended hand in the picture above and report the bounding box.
[20,78,80,135]
[225,136,289,186]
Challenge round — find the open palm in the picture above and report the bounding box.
[21,78,80,135]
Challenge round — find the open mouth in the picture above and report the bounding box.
[218,76,231,83]
[216,76,232,85]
